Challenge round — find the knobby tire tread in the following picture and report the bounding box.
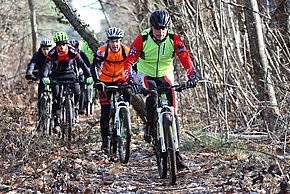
[163,113,177,185]
[118,108,131,163]
[154,121,167,179]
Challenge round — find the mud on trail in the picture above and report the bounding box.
[0,81,288,193]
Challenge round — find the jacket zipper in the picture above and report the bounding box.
[156,44,161,77]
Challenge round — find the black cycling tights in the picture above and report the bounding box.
[144,76,174,124]
[51,81,80,117]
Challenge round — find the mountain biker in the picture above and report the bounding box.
[81,34,103,64]
[91,27,130,153]
[123,10,198,169]
[25,38,53,123]
[69,39,91,114]
[41,32,93,131]
[69,39,91,68]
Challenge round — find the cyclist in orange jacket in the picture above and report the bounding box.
[91,27,130,152]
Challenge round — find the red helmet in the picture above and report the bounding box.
[69,39,79,49]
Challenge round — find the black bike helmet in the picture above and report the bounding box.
[150,10,171,27]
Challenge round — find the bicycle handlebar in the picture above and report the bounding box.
[51,80,76,85]
[141,83,195,94]
[93,83,132,91]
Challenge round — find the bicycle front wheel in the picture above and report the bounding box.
[86,85,95,115]
[117,108,131,163]
[154,122,167,179]
[163,113,177,185]
[63,99,73,141]
[39,95,52,136]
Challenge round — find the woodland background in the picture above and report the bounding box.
[0,0,289,193]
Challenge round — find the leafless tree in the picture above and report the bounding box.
[28,0,38,54]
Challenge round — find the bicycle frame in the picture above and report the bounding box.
[142,83,194,185]
[59,82,75,107]
[107,86,130,137]
[52,80,76,141]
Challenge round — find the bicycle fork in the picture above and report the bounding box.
[157,106,179,153]
[114,101,130,137]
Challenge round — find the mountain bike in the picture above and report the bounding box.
[141,83,193,185]
[104,85,132,163]
[53,80,76,141]
[38,82,53,135]
[29,77,53,135]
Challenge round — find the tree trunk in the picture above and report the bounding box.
[52,0,147,122]
[244,0,280,129]
[52,0,100,52]
[28,0,37,54]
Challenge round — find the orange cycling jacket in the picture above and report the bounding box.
[91,43,130,83]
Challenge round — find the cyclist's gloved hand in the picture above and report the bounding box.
[25,74,32,80]
[42,77,50,84]
[130,83,142,94]
[86,77,93,85]
[95,82,106,92]
[187,76,197,88]
[186,67,197,88]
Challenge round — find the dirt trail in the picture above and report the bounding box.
[0,112,219,193]
[0,86,287,193]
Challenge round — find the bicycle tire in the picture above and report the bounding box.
[154,121,167,179]
[86,85,94,116]
[39,96,51,135]
[46,96,53,136]
[38,96,46,133]
[86,101,94,116]
[163,113,177,185]
[117,108,131,163]
[109,114,117,155]
[79,84,86,115]
[65,99,73,141]
[90,101,94,115]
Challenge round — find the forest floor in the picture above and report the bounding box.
[0,81,289,193]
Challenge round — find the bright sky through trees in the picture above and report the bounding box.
[72,0,105,33]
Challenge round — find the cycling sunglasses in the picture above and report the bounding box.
[56,42,67,46]
[154,26,167,30]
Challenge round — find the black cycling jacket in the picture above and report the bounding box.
[41,45,91,79]
[26,48,46,78]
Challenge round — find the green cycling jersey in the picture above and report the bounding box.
[137,28,175,77]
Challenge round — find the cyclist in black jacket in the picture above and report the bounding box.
[69,39,91,114]
[25,38,53,117]
[41,32,93,131]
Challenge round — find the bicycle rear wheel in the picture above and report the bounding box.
[163,113,177,185]
[117,108,131,163]
[154,122,167,179]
